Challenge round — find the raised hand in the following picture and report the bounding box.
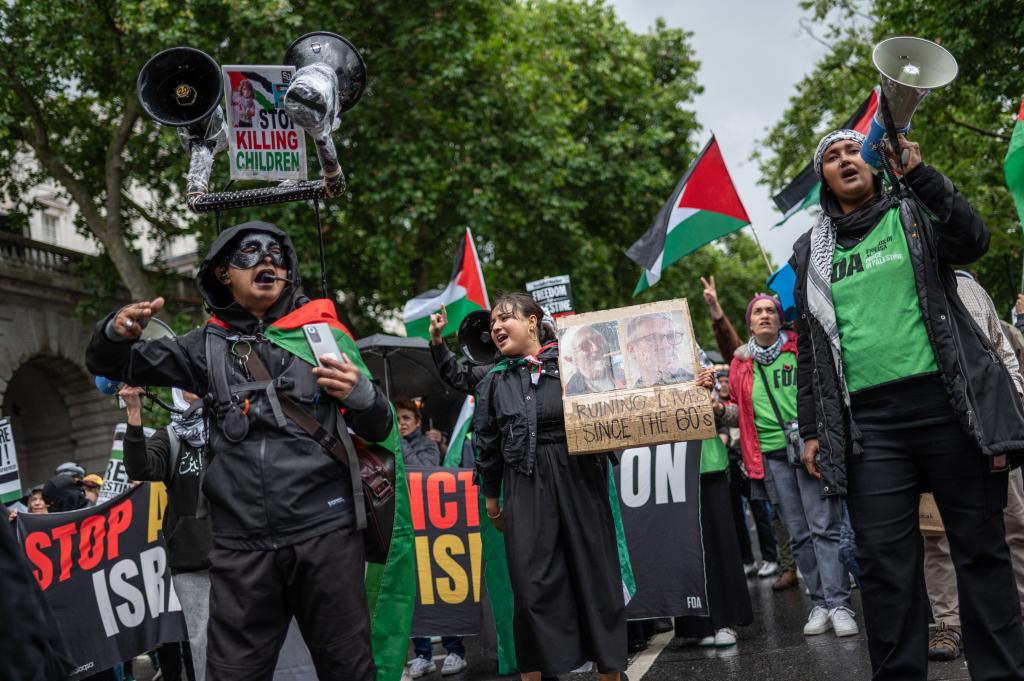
[112,297,166,339]
[429,304,448,344]
[700,276,724,321]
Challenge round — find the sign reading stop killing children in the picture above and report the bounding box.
[222,65,308,181]
[17,483,186,678]
[557,298,715,454]
[407,466,483,637]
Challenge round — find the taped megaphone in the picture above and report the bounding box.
[861,36,958,170]
[136,31,366,213]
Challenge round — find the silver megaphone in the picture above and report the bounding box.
[861,36,958,170]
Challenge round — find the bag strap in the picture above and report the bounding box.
[755,361,789,434]
[165,425,181,487]
[243,351,368,530]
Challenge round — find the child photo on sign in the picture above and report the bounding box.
[231,79,256,128]
[560,322,626,397]
[622,310,695,388]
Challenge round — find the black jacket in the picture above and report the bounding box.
[791,165,1024,496]
[473,344,569,498]
[123,424,211,573]
[430,340,491,394]
[401,428,441,468]
[86,221,393,550]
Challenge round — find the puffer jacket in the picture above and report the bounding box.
[791,164,1024,496]
[87,221,393,549]
[728,332,800,481]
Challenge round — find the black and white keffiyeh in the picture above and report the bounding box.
[747,330,787,367]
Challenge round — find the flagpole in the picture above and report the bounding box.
[746,223,775,276]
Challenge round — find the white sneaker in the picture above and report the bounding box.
[803,605,832,635]
[743,562,758,577]
[440,653,467,675]
[830,606,859,637]
[757,560,779,578]
[409,657,436,678]
[698,634,717,647]
[714,628,737,647]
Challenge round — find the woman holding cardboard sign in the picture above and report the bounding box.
[474,292,714,681]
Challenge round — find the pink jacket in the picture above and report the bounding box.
[728,332,800,480]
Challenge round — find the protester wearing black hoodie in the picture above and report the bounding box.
[86,221,393,681]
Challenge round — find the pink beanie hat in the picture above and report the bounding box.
[745,294,783,327]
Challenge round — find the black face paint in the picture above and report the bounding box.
[227,233,286,270]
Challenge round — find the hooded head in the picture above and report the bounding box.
[197,221,305,331]
[814,129,883,216]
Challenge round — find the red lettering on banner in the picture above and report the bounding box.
[286,131,298,149]
[428,471,457,530]
[52,523,77,582]
[236,131,249,149]
[457,471,479,527]
[25,531,52,589]
[106,499,132,559]
[79,515,105,571]
[408,472,426,531]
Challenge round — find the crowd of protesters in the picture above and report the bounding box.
[4,130,1024,681]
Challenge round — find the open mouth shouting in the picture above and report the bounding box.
[255,267,281,287]
[840,165,861,183]
[493,329,510,348]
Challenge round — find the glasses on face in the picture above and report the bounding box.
[632,331,685,349]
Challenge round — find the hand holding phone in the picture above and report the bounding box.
[303,323,345,368]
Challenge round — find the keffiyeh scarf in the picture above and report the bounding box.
[747,331,787,367]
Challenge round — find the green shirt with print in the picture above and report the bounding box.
[751,350,798,453]
[832,207,938,393]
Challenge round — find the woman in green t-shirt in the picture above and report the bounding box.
[792,129,1024,681]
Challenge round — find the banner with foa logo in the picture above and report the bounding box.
[17,483,186,678]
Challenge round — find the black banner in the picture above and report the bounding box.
[526,274,575,317]
[17,483,186,678]
[618,440,708,618]
[408,466,483,636]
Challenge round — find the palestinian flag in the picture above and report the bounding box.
[403,228,489,339]
[241,299,415,681]
[1005,97,1024,228]
[442,396,475,468]
[628,135,750,295]
[772,88,879,226]
[225,69,279,112]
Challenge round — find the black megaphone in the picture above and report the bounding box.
[458,310,499,366]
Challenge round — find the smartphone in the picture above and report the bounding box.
[303,323,347,368]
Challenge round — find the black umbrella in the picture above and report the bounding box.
[355,334,466,434]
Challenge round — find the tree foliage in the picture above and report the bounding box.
[0,0,769,346]
[757,0,1024,310]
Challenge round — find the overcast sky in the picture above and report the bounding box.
[608,0,831,268]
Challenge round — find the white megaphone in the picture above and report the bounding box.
[861,36,958,170]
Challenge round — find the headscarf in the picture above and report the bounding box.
[813,129,866,178]
[170,388,207,448]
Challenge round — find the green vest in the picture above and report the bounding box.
[751,350,798,452]
[832,207,938,393]
[700,435,729,474]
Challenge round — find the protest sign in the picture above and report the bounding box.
[98,424,155,504]
[618,440,708,618]
[408,465,483,636]
[557,299,715,454]
[17,483,186,678]
[526,274,575,317]
[222,65,308,181]
[0,416,22,504]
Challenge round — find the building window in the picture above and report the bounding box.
[41,213,58,243]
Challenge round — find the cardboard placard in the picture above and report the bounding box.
[0,417,21,504]
[557,299,715,454]
[919,493,945,535]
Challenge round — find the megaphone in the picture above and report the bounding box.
[458,310,499,366]
[283,32,367,196]
[861,36,958,170]
[137,47,228,208]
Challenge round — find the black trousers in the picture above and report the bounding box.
[847,418,1024,681]
[729,461,778,563]
[206,525,374,681]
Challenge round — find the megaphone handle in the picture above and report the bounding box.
[186,144,215,208]
[876,91,908,179]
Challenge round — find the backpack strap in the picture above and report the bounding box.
[165,424,181,487]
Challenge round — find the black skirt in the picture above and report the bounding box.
[675,471,754,637]
[502,439,627,675]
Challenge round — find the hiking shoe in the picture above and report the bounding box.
[714,628,737,647]
[928,623,963,661]
[803,606,832,635]
[743,562,758,577]
[757,560,779,578]
[409,656,436,678]
[698,634,717,647]
[440,653,467,675]
[830,606,859,637]
[772,569,798,591]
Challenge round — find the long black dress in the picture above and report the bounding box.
[474,345,627,676]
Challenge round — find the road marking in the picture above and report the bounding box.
[625,631,673,680]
